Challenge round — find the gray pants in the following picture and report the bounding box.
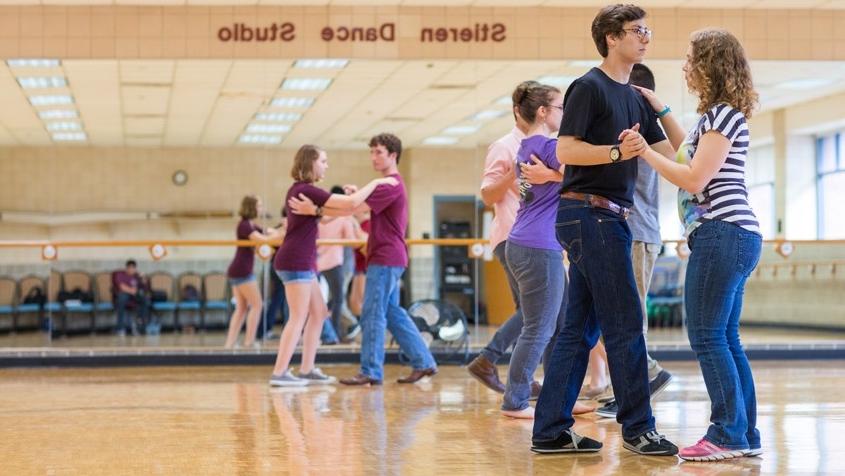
[632,240,663,379]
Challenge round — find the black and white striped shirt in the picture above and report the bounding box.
[678,104,761,236]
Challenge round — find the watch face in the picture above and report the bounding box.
[610,147,621,162]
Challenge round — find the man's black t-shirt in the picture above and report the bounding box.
[558,67,666,208]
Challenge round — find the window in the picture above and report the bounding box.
[816,133,845,239]
[746,144,775,238]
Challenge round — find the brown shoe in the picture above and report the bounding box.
[529,381,542,401]
[467,355,505,393]
[339,374,382,386]
[397,367,437,384]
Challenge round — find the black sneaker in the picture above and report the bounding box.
[531,429,603,454]
[623,430,679,456]
[595,399,617,419]
[649,370,673,401]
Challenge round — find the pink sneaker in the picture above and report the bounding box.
[680,438,748,462]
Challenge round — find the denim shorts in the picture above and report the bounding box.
[276,269,316,284]
[229,274,256,286]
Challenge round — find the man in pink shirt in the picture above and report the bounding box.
[467,85,562,394]
[317,200,363,342]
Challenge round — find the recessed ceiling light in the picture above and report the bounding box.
[470,110,507,122]
[423,136,459,145]
[239,134,282,145]
[443,125,481,136]
[281,78,332,91]
[246,123,292,134]
[17,76,67,89]
[39,109,78,120]
[46,122,82,131]
[775,78,835,90]
[256,112,303,122]
[536,75,579,87]
[294,59,349,69]
[7,59,61,68]
[271,97,315,108]
[52,132,86,141]
[29,95,74,106]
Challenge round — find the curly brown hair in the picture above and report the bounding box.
[686,29,758,118]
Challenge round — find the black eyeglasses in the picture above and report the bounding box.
[623,26,652,41]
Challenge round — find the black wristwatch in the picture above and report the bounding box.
[609,145,622,163]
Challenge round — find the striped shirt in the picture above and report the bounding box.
[677,104,761,237]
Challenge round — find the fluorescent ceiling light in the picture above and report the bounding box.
[423,136,459,145]
[7,59,60,68]
[52,132,86,141]
[443,125,481,136]
[537,75,578,87]
[46,122,82,131]
[775,78,835,90]
[39,109,78,120]
[271,97,315,108]
[17,76,67,89]
[470,110,507,122]
[495,96,512,106]
[281,78,332,91]
[246,123,292,134]
[256,112,302,122]
[29,95,74,106]
[239,134,282,145]
[294,59,349,69]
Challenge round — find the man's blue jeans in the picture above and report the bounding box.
[534,199,655,441]
[686,220,762,450]
[359,265,436,381]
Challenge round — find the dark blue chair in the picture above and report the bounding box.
[176,272,203,330]
[62,271,96,333]
[149,272,177,331]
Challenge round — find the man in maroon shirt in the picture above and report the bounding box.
[114,259,150,336]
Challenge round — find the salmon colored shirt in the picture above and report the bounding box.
[317,216,356,272]
[481,127,524,250]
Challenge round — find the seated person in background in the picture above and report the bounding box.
[114,259,150,336]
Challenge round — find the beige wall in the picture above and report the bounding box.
[0,5,844,61]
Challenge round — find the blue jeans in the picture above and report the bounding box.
[480,241,524,364]
[534,199,654,441]
[503,241,566,411]
[359,265,437,381]
[259,270,288,338]
[116,291,149,331]
[686,220,762,450]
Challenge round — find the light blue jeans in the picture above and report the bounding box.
[359,265,436,381]
[502,241,566,411]
[479,241,524,364]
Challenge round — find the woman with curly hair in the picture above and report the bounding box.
[622,29,762,461]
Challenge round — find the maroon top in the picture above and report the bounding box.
[365,174,408,268]
[274,182,332,272]
[354,219,371,273]
[227,219,263,278]
[114,271,141,292]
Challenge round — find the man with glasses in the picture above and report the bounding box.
[531,4,678,456]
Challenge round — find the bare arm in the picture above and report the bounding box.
[557,124,644,172]
[632,85,686,151]
[520,155,563,184]
[640,131,731,194]
[322,177,396,210]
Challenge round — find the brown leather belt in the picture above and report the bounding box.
[560,191,630,219]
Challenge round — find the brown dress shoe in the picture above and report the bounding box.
[397,367,437,384]
[529,381,542,401]
[467,355,505,393]
[339,374,382,386]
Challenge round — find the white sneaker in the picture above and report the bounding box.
[298,367,337,385]
[269,369,308,387]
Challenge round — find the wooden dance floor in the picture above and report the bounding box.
[1,361,843,474]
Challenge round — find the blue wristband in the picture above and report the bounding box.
[657,105,671,118]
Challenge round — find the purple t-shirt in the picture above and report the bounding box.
[365,174,408,268]
[114,271,141,292]
[227,219,263,278]
[274,182,331,272]
[508,135,563,251]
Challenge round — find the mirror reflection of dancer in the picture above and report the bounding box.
[623,28,763,462]
[269,145,397,387]
[225,195,281,349]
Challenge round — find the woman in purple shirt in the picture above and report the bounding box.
[224,195,281,349]
[269,144,396,386]
[501,81,588,419]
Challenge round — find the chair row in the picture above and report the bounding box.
[0,270,234,334]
